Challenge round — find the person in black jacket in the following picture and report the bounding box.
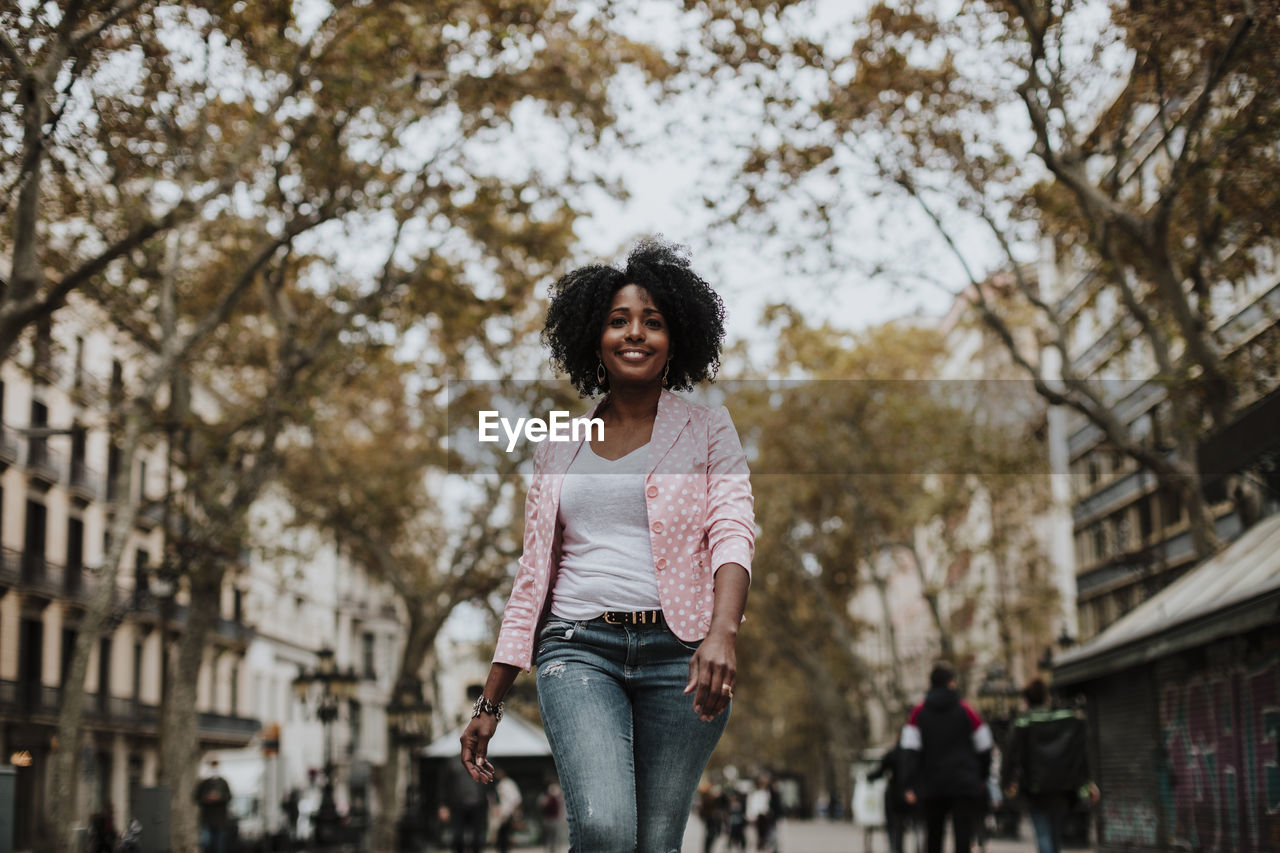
[901,662,994,853]
[869,739,910,853]
[1001,679,1100,853]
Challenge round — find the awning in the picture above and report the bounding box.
[1055,512,1280,685]
[422,711,552,759]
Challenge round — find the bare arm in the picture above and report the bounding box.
[459,662,522,783]
[685,562,750,721]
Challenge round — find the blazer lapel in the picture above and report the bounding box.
[646,390,691,475]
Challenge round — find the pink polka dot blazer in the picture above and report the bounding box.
[493,389,756,671]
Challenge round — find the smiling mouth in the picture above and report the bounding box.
[617,350,651,361]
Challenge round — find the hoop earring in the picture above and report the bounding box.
[597,359,607,388]
[662,361,670,387]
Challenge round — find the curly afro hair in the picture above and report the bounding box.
[543,237,727,397]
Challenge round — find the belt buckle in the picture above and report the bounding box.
[603,611,622,625]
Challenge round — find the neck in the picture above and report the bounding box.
[602,383,663,421]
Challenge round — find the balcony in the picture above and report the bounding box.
[68,458,102,502]
[26,439,63,486]
[71,371,105,407]
[0,681,60,716]
[135,501,164,531]
[0,548,20,591]
[31,353,63,387]
[0,426,18,468]
[0,680,258,746]
[19,551,64,597]
[198,711,262,743]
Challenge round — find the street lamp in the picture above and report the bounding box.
[386,678,433,840]
[977,663,1020,721]
[293,648,359,846]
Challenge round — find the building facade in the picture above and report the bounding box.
[0,296,420,847]
[0,297,258,847]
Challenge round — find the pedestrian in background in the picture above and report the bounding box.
[726,790,749,851]
[747,774,782,852]
[193,758,232,853]
[869,738,910,853]
[1001,679,1101,853]
[87,802,117,853]
[458,237,756,853]
[493,766,523,853]
[281,789,301,842]
[901,662,994,853]
[446,756,489,853]
[698,780,728,853]
[538,780,568,853]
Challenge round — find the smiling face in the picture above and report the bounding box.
[599,283,671,389]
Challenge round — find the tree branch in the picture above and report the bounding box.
[71,0,152,51]
[0,28,29,79]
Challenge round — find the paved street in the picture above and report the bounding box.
[677,818,1093,853]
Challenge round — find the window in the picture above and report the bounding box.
[1160,489,1183,526]
[1137,497,1153,542]
[135,550,150,595]
[73,337,85,390]
[28,400,49,468]
[362,632,376,679]
[33,317,53,376]
[349,700,362,753]
[98,637,112,710]
[106,441,121,502]
[110,359,124,406]
[61,628,77,686]
[67,517,84,593]
[132,641,143,701]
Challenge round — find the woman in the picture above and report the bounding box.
[460,238,755,853]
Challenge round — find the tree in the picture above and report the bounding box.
[7,1,673,847]
[698,0,1280,559]
[718,307,1058,795]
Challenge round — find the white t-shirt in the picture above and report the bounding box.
[550,441,661,619]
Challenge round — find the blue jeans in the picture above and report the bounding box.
[535,616,730,853]
[1027,793,1068,853]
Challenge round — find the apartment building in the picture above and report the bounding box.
[1045,253,1280,642]
[0,296,260,846]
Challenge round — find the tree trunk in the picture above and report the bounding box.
[869,568,911,717]
[371,602,440,849]
[50,415,142,852]
[163,566,225,853]
[372,731,403,852]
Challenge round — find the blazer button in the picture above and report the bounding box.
[656,557,668,571]
[651,521,664,534]
[646,485,659,498]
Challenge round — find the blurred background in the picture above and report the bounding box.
[2,1,1277,851]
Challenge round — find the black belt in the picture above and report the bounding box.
[598,609,663,626]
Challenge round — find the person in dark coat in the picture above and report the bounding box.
[446,755,490,853]
[869,739,911,853]
[1001,679,1100,853]
[194,759,233,853]
[901,662,994,853]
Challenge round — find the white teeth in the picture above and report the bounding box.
[620,351,648,360]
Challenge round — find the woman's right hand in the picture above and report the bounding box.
[460,714,499,783]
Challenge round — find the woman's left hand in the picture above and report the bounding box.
[685,628,737,721]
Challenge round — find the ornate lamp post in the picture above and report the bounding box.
[293,648,359,846]
[386,677,433,839]
[977,663,1020,721]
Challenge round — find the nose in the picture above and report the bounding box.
[624,319,646,340]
